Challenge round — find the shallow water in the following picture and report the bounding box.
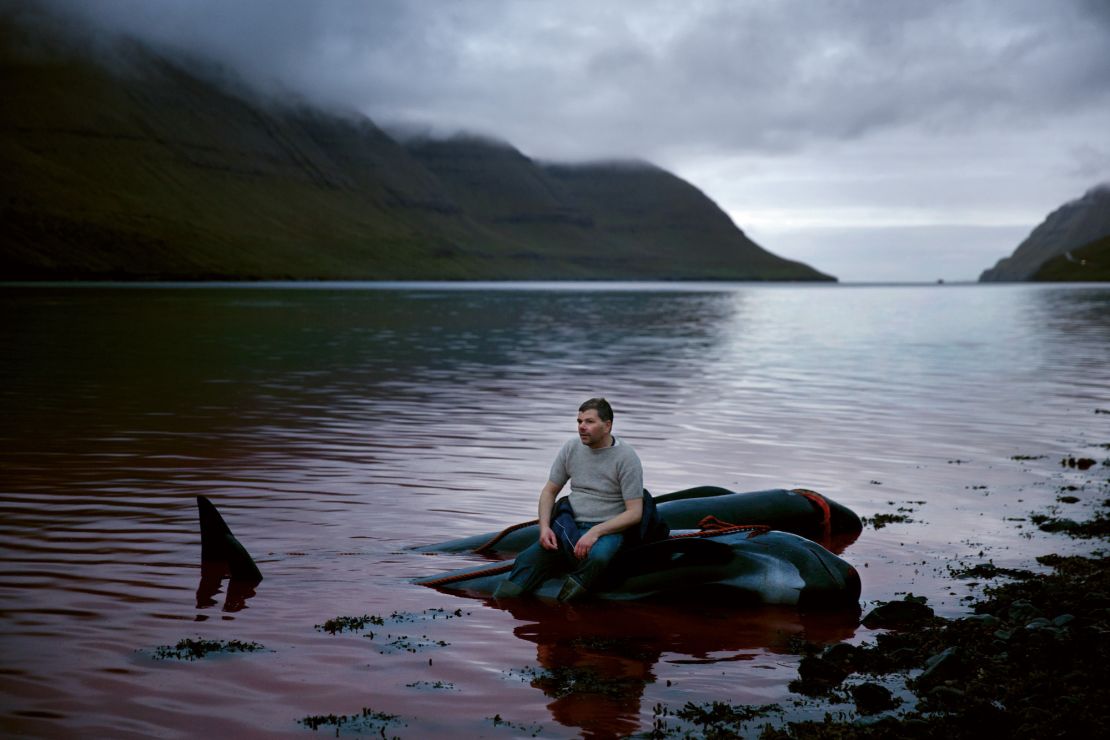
[1,282,1108,738]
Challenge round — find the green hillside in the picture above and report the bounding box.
[0,15,833,281]
[1031,235,1110,282]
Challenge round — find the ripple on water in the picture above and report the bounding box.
[1,282,1107,737]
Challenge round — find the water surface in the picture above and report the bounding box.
[2,282,1108,737]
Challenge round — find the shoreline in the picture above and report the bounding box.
[641,472,1110,739]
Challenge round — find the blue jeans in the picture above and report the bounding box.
[504,523,624,594]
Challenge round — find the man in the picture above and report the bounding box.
[493,397,644,601]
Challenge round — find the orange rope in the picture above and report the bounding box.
[793,488,832,541]
[670,517,771,539]
[472,519,539,554]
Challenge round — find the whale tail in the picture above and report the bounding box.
[197,495,262,582]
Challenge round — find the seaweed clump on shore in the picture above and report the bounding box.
[767,554,1110,739]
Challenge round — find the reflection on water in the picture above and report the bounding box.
[1,282,1108,737]
[494,598,860,738]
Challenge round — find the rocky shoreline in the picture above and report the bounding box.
[644,471,1110,739]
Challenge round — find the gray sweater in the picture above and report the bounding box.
[548,436,644,522]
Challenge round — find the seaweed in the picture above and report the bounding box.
[299,707,405,736]
[151,637,265,661]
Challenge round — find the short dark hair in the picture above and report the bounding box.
[579,397,613,423]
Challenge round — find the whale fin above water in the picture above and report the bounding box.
[197,495,263,582]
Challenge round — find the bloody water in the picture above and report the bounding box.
[1,282,1107,738]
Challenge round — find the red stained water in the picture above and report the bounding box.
[1,283,1107,738]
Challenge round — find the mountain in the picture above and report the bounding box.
[0,14,833,282]
[1031,234,1110,282]
[979,185,1110,282]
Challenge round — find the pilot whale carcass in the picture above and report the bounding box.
[415,525,861,608]
[413,487,862,608]
[412,487,862,557]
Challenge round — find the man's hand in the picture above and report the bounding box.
[574,528,600,559]
[539,525,558,550]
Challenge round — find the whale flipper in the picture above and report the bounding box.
[197,495,262,582]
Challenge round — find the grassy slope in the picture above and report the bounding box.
[0,17,833,281]
[545,163,832,280]
[1031,235,1110,281]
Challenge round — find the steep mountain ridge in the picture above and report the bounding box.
[979,185,1110,282]
[0,14,833,281]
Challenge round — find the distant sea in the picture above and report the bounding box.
[2,282,1107,737]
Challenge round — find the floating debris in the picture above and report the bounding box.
[299,707,405,736]
[376,635,449,654]
[315,614,385,634]
[316,608,467,635]
[405,680,456,691]
[488,714,544,736]
[151,637,265,661]
[861,513,913,529]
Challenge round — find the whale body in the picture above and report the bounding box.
[412,487,862,557]
[415,527,861,608]
[414,487,862,608]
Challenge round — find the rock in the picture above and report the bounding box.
[851,682,897,715]
[1025,617,1053,630]
[1053,614,1075,627]
[822,642,858,668]
[794,655,849,694]
[963,613,1001,628]
[916,647,965,690]
[861,598,936,629]
[925,685,966,707]
[1007,599,1041,622]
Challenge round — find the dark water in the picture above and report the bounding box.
[1,282,1108,738]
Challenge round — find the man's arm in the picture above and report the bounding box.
[573,496,643,559]
[537,480,563,550]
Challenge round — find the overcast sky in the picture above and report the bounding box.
[31,0,1110,281]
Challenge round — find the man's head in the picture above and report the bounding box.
[577,398,614,448]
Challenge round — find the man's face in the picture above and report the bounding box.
[577,409,612,448]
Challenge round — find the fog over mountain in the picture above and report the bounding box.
[8,0,1110,281]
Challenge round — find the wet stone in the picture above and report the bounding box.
[1007,599,1041,622]
[916,646,965,690]
[963,613,1001,628]
[851,682,898,715]
[822,642,858,668]
[925,685,966,706]
[861,597,935,629]
[792,655,850,695]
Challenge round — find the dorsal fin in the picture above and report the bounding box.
[197,495,263,582]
